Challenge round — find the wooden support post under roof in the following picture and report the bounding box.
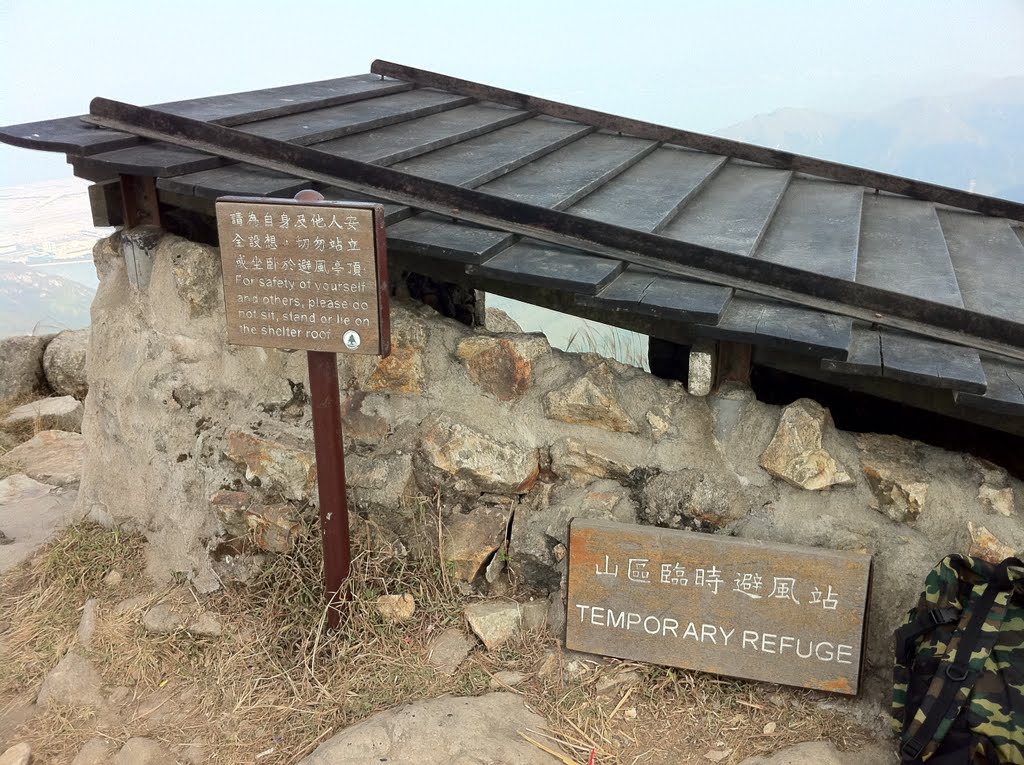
[119,174,160,228]
[717,342,754,387]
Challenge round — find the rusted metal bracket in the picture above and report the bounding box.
[85,97,1024,362]
[370,60,1024,223]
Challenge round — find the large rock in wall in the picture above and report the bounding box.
[76,231,1024,700]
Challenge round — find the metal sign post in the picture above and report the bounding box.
[215,189,390,627]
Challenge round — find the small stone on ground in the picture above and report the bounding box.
[112,737,176,765]
[464,600,522,650]
[375,593,416,623]
[0,742,31,765]
[426,628,474,675]
[2,430,84,487]
[3,395,84,432]
[298,693,566,764]
[36,649,104,709]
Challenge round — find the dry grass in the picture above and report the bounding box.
[565,322,649,372]
[0,516,881,764]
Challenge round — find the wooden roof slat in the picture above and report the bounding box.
[821,324,882,375]
[0,74,410,157]
[154,103,531,200]
[151,73,411,126]
[878,331,987,393]
[386,214,514,264]
[0,115,138,155]
[856,196,964,307]
[392,116,593,188]
[313,103,530,165]
[157,163,308,199]
[819,324,988,393]
[659,163,793,257]
[470,241,624,294]
[754,179,863,280]
[370,59,1024,222]
[710,296,851,359]
[74,89,476,179]
[569,146,727,232]
[938,211,1024,323]
[478,132,656,210]
[578,266,732,325]
[955,355,1024,415]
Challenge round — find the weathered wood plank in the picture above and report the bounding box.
[471,240,624,294]
[755,180,863,280]
[154,104,530,200]
[569,146,726,231]
[387,214,515,264]
[820,325,881,375]
[660,162,793,256]
[153,73,411,125]
[75,144,230,177]
[240,88,471,142]
[566,518,870,695]
[955,356,1024,415]
[577,267,731,325]
[938,211,1024,323]
[857,196,963,306]
[157,163,307,199]
[392,116,592,188]
[75,90,476,179]
[0,75,409,156]
[711,295,852,359]
[820,324,987,393]
[878,331,987,393]
[478,132,656,210]
[0,115,137,155]
[314,103,530,165]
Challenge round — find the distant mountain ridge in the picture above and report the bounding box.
[716,77,1024,201]
[0,262,93,338]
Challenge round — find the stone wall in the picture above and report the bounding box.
[75,229,1022,699]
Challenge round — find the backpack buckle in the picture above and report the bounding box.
[900,736,925,761]
[944,663,969,682]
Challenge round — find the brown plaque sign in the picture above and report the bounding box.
[215,197,390,355]
[566,519,871,694]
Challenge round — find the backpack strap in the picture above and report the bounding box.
[899,560,1015,763]
[894,606,960,664]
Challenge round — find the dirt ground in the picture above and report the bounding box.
[0,517,893,765]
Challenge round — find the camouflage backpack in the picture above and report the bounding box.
[893,554,1024,764]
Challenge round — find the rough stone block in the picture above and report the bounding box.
[858,433,929,522]
[543,363,637,432]
[441,504,512,582]
[464,600,522,650]
[759,399,854,490]
[418,415,539,494]
[245,503,303,553]
[2,430,84,487]
[3,395,84,433]
[43,328,89,400]
[456,334,550,401]
[639,469,747,530]
[36,650,104,708]
[0,334,53,402]
[225,428,315,500]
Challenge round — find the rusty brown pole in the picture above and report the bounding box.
[295,189,350,628]
[307,349,351,627]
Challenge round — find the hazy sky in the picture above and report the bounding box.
[1,0,1023,187]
